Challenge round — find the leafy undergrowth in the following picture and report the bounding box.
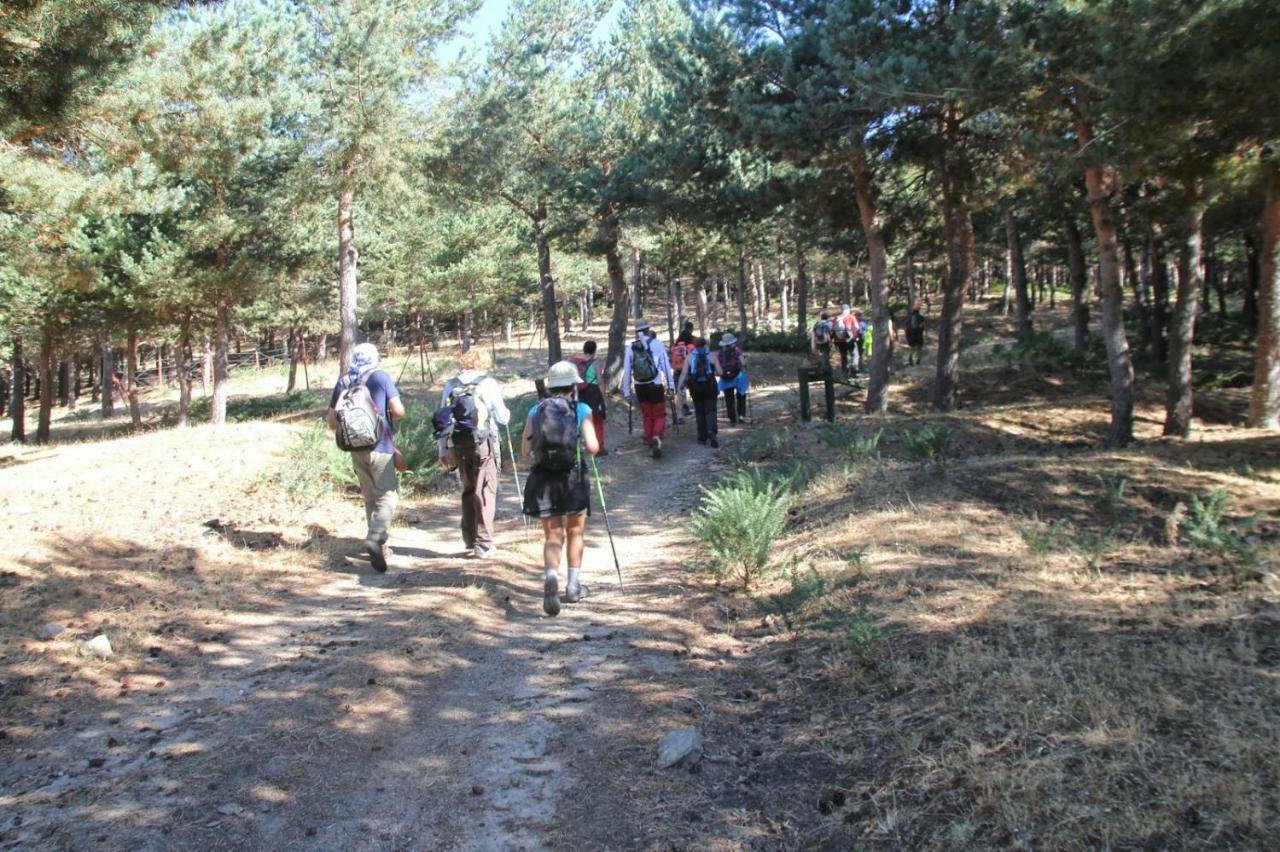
[685,364,1280,848]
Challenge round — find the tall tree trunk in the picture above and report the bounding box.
[1076,113,1136,446]
[36,325,54,443]
[100,332,115,417]
[1065,212,1090,351]
[1122,234,1150,341]
[125,326,142,431]
[1164,188,1204,437]
[534,205,561,366]
[934,193,972,412]
[1001,245,1013,317]
[338,175,359,370]
[211,297,231,425]
[1244,232,1261,334]
[9,337,25,442]
[696,276,709,338]
[57,356,69,408]
[737,253,750,337]
[1148,227,1171,364]
[601,212,629,392]
[177,312,193,427]
[794,243,810,336]
[850,147,892,415]
[1005,207,1033,339]
[1248,169,1280,429]
[65,357,77,411]
[286,324,300,394]
[630,248,642,321]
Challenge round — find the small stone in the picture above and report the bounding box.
[107,737,120,748]
[83,635,114,659]
[37,623,65,641]
[657,728,702,769]
[471,784,484,796]
[216,803,243,816]
[88,757,105,768]
[366,677,377,686]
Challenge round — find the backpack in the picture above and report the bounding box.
[432,378,487,449]
[813,320,833,345]
[689,348,716,391]
[907,312,925,335]
[631,339,658,383]
[334,370,384,452]
[670,341,691,373]
[834,319,854,343]
[529,396,580,473]
[719,345,742,380]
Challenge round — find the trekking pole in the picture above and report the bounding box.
[627,395,633,434]
[588,454,625,592]
[503,423,529,542]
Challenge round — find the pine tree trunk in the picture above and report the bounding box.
[125,326,142,431]
[850,147,892,415]
[795,244,810,336]
[534,206,561,366]
[696,278,709,338]
[1148,228,1171,364]
[934,193,972,412]
[630,248,642,321]
[737,253,750,338]
[1244,232,1261,334]
[211,298,231,425]
[1005,208,1033,340]
[177,313,193,427]
[1077,115,1136,446]
[36,325,54,443]
[286,324,300,394]
[100,332,115,418]
[65,358,77,411]
[665,276,675,344]
[602,218,629,392]
[1248,169,1280,429]
[1164,190,1204,438]
[1001,245,1013,316]
[338,177,359,370]
[1065,213,1090,351]
[9,337,25,441]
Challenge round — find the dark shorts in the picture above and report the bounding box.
[522,465,591,518]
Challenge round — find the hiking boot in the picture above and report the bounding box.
[651,436,662,458]
[697,437,707,445]
[710,436,719,448]
[597,448,609,457]
[562,583,590,604]
[474,545,497,559]
[543,575,561,616]
[365,538,387,573]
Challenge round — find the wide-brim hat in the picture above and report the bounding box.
[546,360,580,389]
[720,332,738,346]
[635,318,651,332]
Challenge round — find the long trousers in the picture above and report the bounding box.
[456,442,498,550]
[351,450,399,543]
[591,412,606,451]
[692,392,718,441]
[722,388,747,424]
[635,382,667,445]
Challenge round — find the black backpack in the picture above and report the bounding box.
[334,370,384,452]
[432,379,486,449]
[719,345,742,380]
[689,348,716,391]
[908,312,925,335]
[530,396,580,473]
[813,320,833,345]
[631,340,659,383]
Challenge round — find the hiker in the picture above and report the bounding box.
[678,336,721,447]
[834,304,861,376]
[570,340,608,455]
[812,311,835,372]
[905,302,927,365]
[326,342,405,573]
[521,360,601,617]
[716,332,749,426]
[669,324,696,423]
[436,350,511,559]
[621,318,674,458]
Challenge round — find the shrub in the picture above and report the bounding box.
[1183,490,1258,570]
[815,606,886,659]
[273,423,357,502]
[1018,518,1071,558]
[818,425,882,464]
[1096,472,1129,515]
[689,477,792,591]
[190,390,325,423]
[900,424,953,471]
[735,423,790,462]
[710,327,809,353]
[755,567,830,631]
[392,401,449,493]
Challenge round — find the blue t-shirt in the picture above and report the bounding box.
[330,368,400,454]
[528,399,593,429]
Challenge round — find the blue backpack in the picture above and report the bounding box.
[689,348,715,392]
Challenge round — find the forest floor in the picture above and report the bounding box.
[2,303,1279,850]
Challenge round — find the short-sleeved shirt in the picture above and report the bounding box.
[528,399,594,432]
[330,369,400,454]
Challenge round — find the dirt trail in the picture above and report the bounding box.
[1,393,759,851]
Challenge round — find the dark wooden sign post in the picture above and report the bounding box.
[797,366,836,423]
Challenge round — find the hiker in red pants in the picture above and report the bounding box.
[621,318,674,459]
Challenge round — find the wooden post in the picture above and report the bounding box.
[797,366,836,423]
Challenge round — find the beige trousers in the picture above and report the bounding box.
[351,450,399,543]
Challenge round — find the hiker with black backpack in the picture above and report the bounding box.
[905,302,927,366]
[677,336,721,447]
[434,350,511,560]
[621,318,674,458]
[715,332,750,427]
[834,304,860,376]
[570,340,608,456]
[326,343,406,573]
[812,312,835,372]
[521,361,601,616]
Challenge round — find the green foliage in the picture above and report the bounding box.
[272,423,357,502]
[1096,472,1129,515]
[755,567,830,632]
[1019,517,1071,559]
[998,330,1107,374]
[391,402,448,494]
[815,606,886,659]
[735,423,790,462]
[900,424,953,470]
[713,328,808,353]
[189,391,325,423]
[689,476,792,591]
[818,425,882,465]
[1184,491,1258,567]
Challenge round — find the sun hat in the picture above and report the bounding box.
[546,360,580,389]
[720,332,738,347]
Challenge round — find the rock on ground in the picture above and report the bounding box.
[83,635,114,659]
[657,728,702,769]
[36,623,65,641]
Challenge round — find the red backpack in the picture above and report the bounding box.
[670,341,691,372]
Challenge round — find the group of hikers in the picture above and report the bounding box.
[324,318,756,616]
[809,302,929,374]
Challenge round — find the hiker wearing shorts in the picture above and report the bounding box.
[715,332,749,426]
[622,318,674,458]
[326,343,405,573]
[437,350,511,559]
[678,336,721,447]
[521,361,601,617]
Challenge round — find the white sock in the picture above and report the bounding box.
[545,569,558,583]
[567,567,581,589]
